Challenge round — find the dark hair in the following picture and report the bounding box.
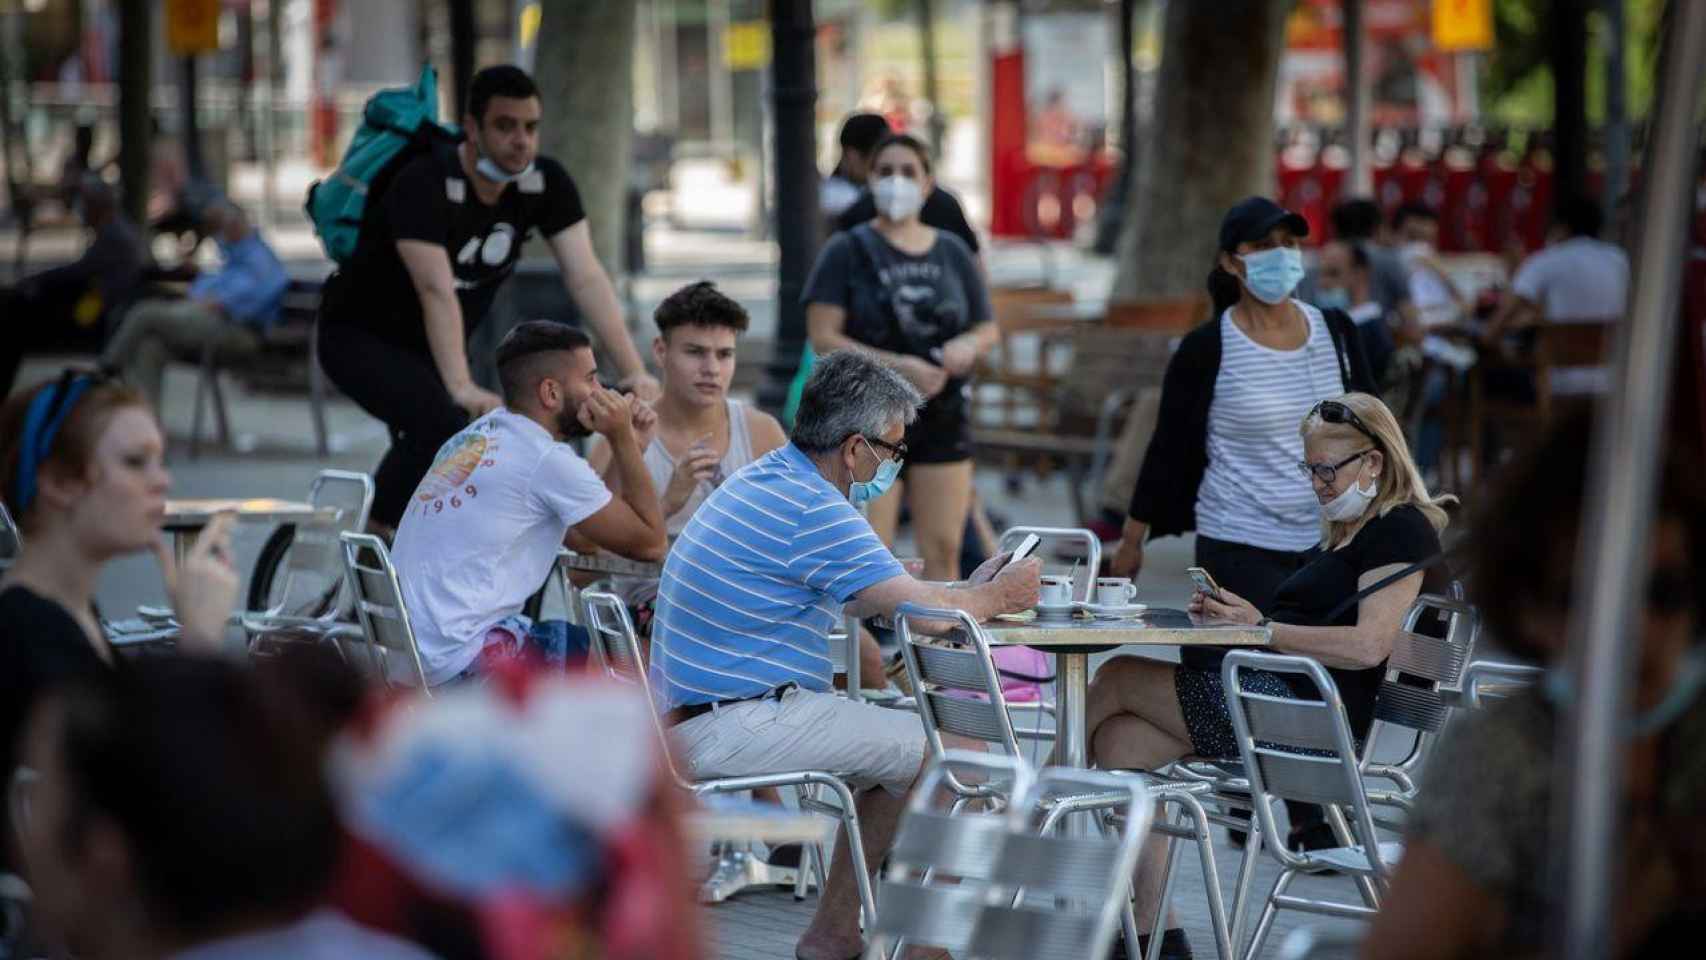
[494,320,593,406]
[1391,200,1439,231]
[1330,198,1383,241]
[653,280,750,337]
[1555,193,1605,238]
[1207,265,1243,317]
[466,64,539,123]
[51,658,340,937]
[1469,410,1706,662]
[1345,239,1372,270]
[869,133,933,176]
[838,113,891,154]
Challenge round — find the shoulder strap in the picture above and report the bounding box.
[847,223,886,278]
[1323,550,1450,623]
[1321,307,1355,391]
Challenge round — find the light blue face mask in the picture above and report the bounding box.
[1239,246,1306,305]
[1315,287,1351,311]
[1543,646,1706,739]
[849,438,902,507]
[474,146,535,185]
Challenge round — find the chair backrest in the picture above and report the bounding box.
[0,501,20,570]
[895,603,1024,776]
[873,750,1150,960]
[580,590,685,785]
[267,470,375,619]
[1222,651,1391,879]
[338,532,431,692]
[1369,592,1481,741]
[996,526,1100,602]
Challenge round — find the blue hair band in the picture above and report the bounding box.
[12,375,97,514]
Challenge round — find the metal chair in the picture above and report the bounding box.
[242,470,374,657]
[0,501,19,571]
[579,591,878,931]
[1359,592,1481,795]
[996,525,1100,603]
[338,532,432,693]
[1222,651,1410,960]
[1458,659,1544,708]
[893,602,1236,960]
[866,750,1152,960]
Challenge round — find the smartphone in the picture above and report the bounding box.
[1003,533,1042,571]
[1186,566,1224,601]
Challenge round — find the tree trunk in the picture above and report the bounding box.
[532,1,636,272]
[1110,0,1290,302]
[916,0,946,150]
[1550,0,1590,205]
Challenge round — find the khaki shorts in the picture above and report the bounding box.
[672,686,927,796]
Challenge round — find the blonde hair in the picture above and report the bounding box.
[1299,392,1455,545]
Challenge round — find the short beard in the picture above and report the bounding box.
[557,406,592,440]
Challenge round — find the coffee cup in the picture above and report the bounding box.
[1039,575,1073,607]
[1094,577,1138,606]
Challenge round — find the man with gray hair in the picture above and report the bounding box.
[651,348,1040,960]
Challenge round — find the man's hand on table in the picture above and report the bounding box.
[965,550,1013,586]
[991,557,1042,613]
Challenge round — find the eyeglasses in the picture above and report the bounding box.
[1298,449,1375,486]
[1310,399,1383,449]
[863,435,908,463]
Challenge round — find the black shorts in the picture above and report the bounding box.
[900,387,971,472]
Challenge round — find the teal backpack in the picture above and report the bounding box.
[305,64,462,264]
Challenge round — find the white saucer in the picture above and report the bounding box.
[1033,600,1080,619]
[1083,601,1148,619]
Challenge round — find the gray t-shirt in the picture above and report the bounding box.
[1406,690,1706,954]
[1299,241,1410,315]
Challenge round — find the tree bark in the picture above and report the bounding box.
[1110,0,1290,302]
[532,1,636,272]
[1550,0,1590,205]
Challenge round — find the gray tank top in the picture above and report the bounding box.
[616,399,755,605]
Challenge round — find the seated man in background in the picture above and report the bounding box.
[650,349,1040,960]
[392,321,668,686]
[14,657,435,959]
[1315,238,1396,385]
[1,178,146,396]
[101,197,290,414]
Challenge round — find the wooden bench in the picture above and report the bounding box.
[190,276,335,458]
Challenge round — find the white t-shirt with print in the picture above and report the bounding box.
[392,408,612,684]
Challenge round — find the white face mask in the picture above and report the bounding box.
[872,175,924,222]
[1400,240,1434,263]
[1322,474,1378,522]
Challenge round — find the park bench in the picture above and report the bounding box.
[189,274,334,458]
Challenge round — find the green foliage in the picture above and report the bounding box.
[1484,0,1668,127]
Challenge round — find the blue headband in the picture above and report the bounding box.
[12,374,97,514]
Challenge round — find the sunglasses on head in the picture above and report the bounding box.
[1311,399,1383,449]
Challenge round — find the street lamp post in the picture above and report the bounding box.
[757,0,820,417]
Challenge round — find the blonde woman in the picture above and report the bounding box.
[1085,393,1453,953]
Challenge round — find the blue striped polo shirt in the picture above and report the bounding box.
[649,443,905,710]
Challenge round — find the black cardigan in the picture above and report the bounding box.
[1127,306,1378,539]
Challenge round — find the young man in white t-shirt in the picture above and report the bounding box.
[391,321,669,685]
[1483,194,1629,342]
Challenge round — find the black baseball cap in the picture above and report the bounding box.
[839,113,892,154]
[1218,196,1310,252]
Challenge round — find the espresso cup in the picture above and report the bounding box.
[1039,575,1073,606]
[1094,577,1138,606]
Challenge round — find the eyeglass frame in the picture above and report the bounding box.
[1309,398,1383,450]
[1298,448,1376,486]
[861,434,908,464]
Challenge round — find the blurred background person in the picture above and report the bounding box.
[1370,415,1706,959]
[803,134,997,581]
[828,115,980,256]
[820,113,891,225]
[1315,239,1397,385]
[13,657,436,959]
[101,198,289,415]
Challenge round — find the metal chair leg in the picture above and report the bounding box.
[1142,808,1184,960]
[208,360,232,447]
[1242,870,1294,960]
[308,322,330,457]
[1228,818,1264,953]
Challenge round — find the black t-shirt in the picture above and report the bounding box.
[835,185,981,253]
[1266,503,1448,737]
[802,224,989,425]
[322,148,587,353]
[0,586,112,867]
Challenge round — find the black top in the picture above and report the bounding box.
[320,147,587,354]
[27,215,147,320]
[1267,504,1449,738]
[834,185,981,253]
[1127,308,1377,538]
[0,586,112,868]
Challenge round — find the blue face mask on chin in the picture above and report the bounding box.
[474,147,535,185]
[1239,246,1306,305]
[1543,645,1706,739]
[849,438,902,507]
[1316,287,1351,311]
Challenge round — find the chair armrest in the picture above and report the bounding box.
[1361,764,1417,794]
[1461,660,1543,709]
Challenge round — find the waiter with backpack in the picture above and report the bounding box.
[317,64,660,534]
